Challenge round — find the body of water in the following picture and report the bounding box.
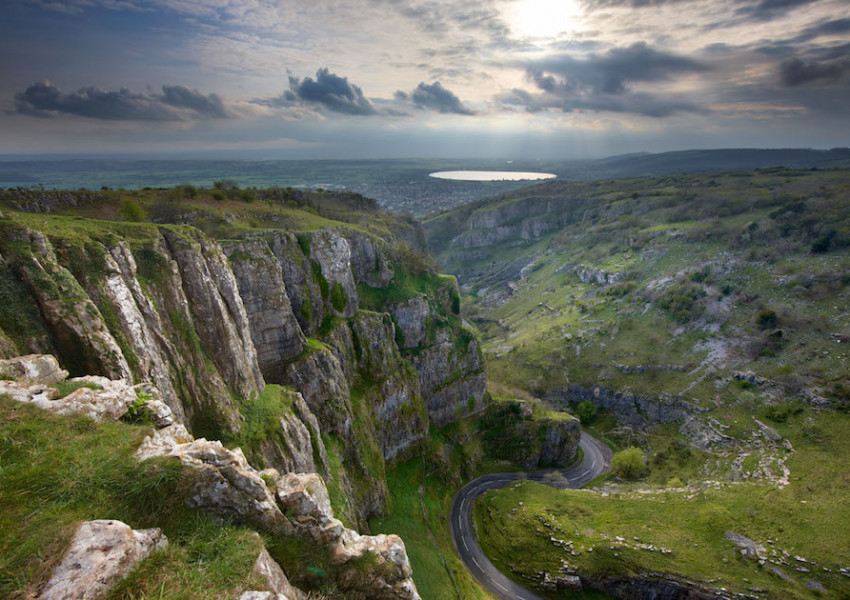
[429,170,557,181]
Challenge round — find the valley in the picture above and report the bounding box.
[426,167,850,599]
[1,166,849,600]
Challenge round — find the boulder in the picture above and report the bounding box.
[725,531,767,561]
[38,520,166,600]
[0,354,67,385]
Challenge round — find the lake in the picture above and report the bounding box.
[429,170,557,181]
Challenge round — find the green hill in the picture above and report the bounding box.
[426,167,850,599]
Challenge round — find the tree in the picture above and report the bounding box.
[576,400,596,424]
[610,447,646,480]
[118,199,146,222]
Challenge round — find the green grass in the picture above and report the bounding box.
[54,380,103,398]
[0,395,265,600]
[473,409,850,600]
[370,457,495,600]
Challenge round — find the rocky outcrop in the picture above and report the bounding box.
[161,230,264,401]
[544,385,698,430]
[275,473,420,600]
[0,213,486,526]
[0,353,67,384]
[137,424,295,536]
[137,422,421,600]
[570,264,624,286]
[539,417,582,465]
[12,228,132,381]
[255,393,329,476]
[250,543,305,600]
[38,520,167,600]
[481,402,581,469]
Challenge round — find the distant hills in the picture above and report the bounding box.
[554,147,850,180]
[1,148,848,216]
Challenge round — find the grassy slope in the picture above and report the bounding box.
[473,408,850,599]
[422,169,850,598]
[0,395,266,600]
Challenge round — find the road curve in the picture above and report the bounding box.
[450,432,613,600]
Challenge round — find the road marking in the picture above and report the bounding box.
[462,537,469,551]
[495,580,508,592]
[461,498,467,511]
[472,556,482,570]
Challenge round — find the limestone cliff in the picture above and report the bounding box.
[0,205,486,528]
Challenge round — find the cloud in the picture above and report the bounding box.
[284,68,376,116]
[399,81,476,115]
[498,87,703,117]
[793,17,850,42]
[525,43,710,95]
[498,43,709,117]
[779,56,850,86]
[734,0,818,22]
[13,81,232,121]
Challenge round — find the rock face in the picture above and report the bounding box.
[137,424,294,536]
[544,385,698,430]
[481,402,581,469]
[38,520,167,600]
[137,426,421,600]
[0,214,486,526]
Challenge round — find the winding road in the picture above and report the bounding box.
[450,432,613,600]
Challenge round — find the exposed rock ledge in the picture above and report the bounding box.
[137,425,420,600]
[38,520,167,600]
[3,354,420,600]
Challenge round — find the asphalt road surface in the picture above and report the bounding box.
[450,432,613,600]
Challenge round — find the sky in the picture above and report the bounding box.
[0,0,849,159]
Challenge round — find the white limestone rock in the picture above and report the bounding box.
[38,520,166,600]
[0,354,67,385]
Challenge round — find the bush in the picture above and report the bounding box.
[299,299,313,324]
[576,400,596,424]
[756,309,778,329]
[330,282,348,312]
[611,447,646,480]
[119,199,147,222]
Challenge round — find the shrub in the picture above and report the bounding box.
[611,447,646,480]
[124,391,153,423]
[118,199,147,222]
[576,400,596,424]
[756,309,778,329]
[330,282,348,312]
[811,231,835,254]
[300,299,313,324]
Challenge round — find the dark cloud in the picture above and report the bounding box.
[403,81,476,115]
[499,43,709,117]
[285,68,376,116]
[498,87,703,117]
[525,43,709,94]
[13,81,231,120]
[160,85,229,118]
[780,56,850,86]
[581,0,692,8]
[734,0,818,23]
[794,17,850,42]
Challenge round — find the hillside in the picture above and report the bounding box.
[426,168,850,599]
